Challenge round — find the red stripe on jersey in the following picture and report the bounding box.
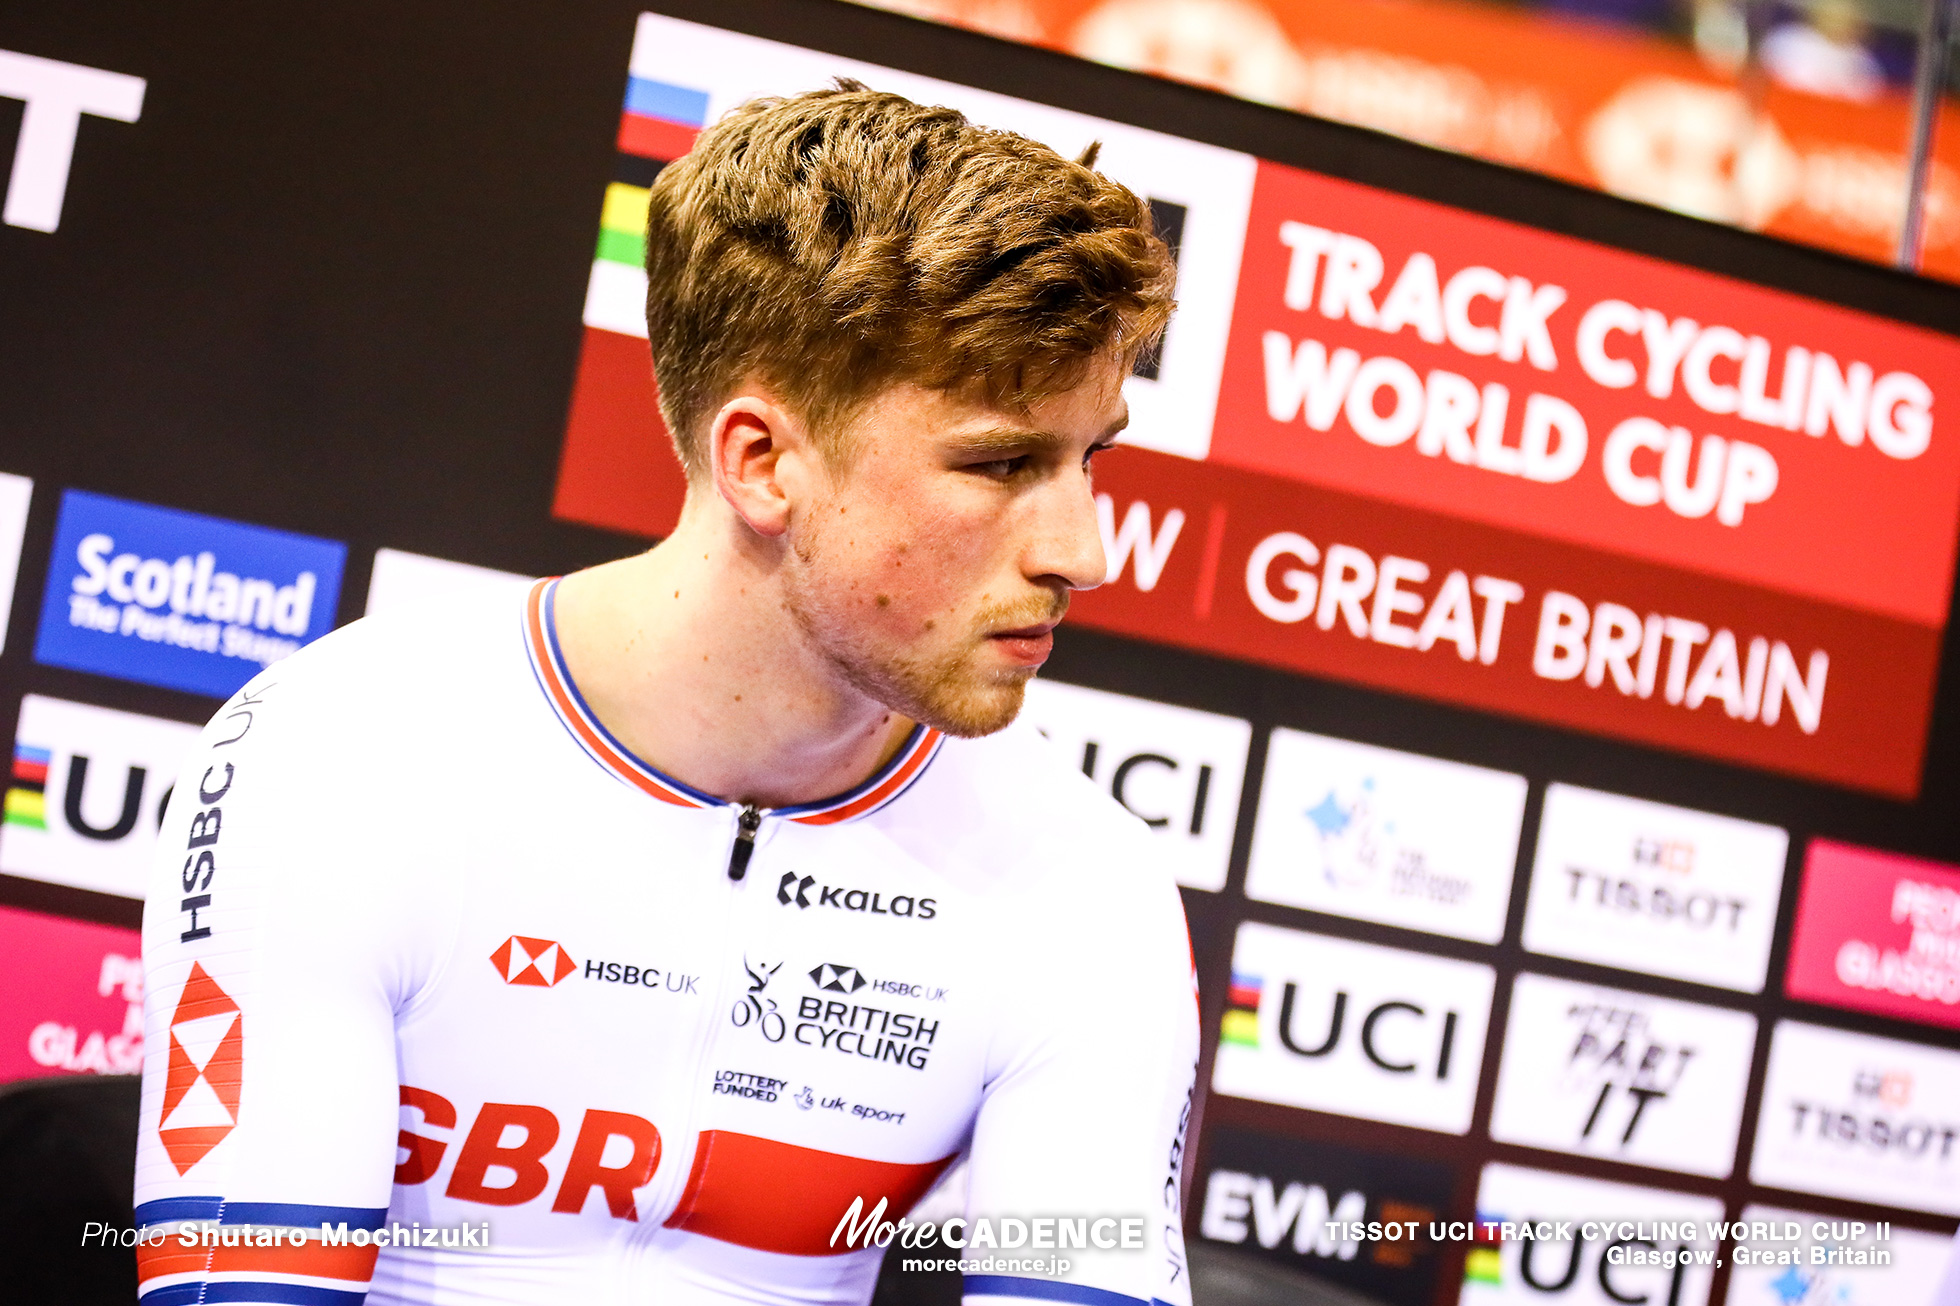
[138,1237,380,1285]
[788,727,944,826]
[663,1130,954,1256]
[524,579,942,824]
[524,580,701,810]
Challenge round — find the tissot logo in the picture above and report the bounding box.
[775,872,936,919]
[1212,922,1493,1134]
[811,963,865,993]
[490,936,576,987]
[1523,784,1788,992]
[1750,1020,1960,1216]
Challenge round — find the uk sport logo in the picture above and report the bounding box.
[490,936,576,987]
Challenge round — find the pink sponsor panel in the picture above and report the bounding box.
[1785,839,1960,1031]
[0,904,143,1083]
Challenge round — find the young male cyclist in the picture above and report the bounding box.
[135,82,1197,1306]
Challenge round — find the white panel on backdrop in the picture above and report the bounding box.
[1523,784,1789,991]
[1243,728,1526,942]
[364,548,532,616]
[0,471,30,653]
[1211,920,1494,1133]
[1751,1021,1960,1216]
[1462,1164,1722,1306]
[1487,973,1756,1178]
[1020,678,1250,892]
[601,14,1258,462]
[1,695,200,899]
[1725,1205,1952,1306]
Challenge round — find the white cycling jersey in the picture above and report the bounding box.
[134,578,1198,1306]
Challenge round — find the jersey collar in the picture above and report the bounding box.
[522,578,943,825]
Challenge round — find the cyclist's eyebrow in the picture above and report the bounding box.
[948,411,1129,457]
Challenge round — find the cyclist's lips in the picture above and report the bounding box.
[988,621,1058,667]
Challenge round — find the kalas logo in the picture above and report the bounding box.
[491,936,576,988]
[776,872,936,919]
[35,490,346,699]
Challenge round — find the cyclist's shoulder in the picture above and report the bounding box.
[915,723,1185,926]
[189,584,535,759]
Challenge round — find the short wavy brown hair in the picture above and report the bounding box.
[642,81,1176,478]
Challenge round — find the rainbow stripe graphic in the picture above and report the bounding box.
[4,743,51,831]
[1221,971,1262,1048]
[1463,1211,1504,1285]
[591,77,709,289]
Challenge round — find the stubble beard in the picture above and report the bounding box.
[781,520,1065,739]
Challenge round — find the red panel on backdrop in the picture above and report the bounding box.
[0,904,144,1082]
[553,326,689,539]
[1212,161,1960,629]
[1072,447,1936,796]
[1786,839,1960,1030]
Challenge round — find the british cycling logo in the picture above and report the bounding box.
[732,956,942,1068]
[731,956,786,1041]
[35,490,346,698]
[777,871,937,919]
[490,934,699,993]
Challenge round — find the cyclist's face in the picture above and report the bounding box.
[781,357,1126,737]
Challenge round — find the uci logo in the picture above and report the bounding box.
[1276,985,1462,1082]
[6,746,170,843]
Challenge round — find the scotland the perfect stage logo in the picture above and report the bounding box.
[34,490,346,698]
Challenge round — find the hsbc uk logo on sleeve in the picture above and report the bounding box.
[1020,677,1252,893]
[35,490,346,699]
[1211,921,1494,1134]
[1487,973,1758,1178]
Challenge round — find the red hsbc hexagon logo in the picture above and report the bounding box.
[491,936,576,987]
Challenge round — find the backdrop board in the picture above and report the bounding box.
[1,2,1959,1304]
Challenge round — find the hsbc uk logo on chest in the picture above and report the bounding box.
[776,872,936,920]
[810,962,948,1003]
[489,935,698,995]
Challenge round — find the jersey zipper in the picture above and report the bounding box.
[725,804,761,880]
[650,804,761,1237]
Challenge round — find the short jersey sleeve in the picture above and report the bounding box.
[960,833,1199,1306]
[134,663,439,1303]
